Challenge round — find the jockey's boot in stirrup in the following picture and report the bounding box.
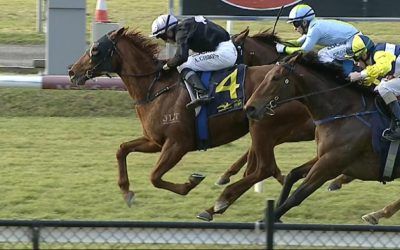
[383,100,400,141]
[181,69,213,110]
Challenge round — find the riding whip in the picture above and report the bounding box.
[272,5,285,35]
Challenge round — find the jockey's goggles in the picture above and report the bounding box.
[292,21,302,28]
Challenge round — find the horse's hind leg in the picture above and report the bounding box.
[116,137,161,207]
[215,150,248,186]
[327,174,355,191]
[362,198,400,225]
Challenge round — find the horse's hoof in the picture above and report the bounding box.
[328,182,342,191]
[189,173,206,185]
[215,176,230,186]
[124,191,135,207]
[197,211,213,221]
[361,214,379,225]
[214,200,229,213]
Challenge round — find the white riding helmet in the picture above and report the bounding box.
[150,14,178,38]
[287,4,315,23]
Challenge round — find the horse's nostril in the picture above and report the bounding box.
[245,105,255,114]
[68,70,75,78]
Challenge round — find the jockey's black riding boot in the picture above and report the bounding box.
[383,100,400,141]
[181,69,213,110]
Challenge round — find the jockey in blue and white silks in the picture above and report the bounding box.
[346,34,400,141]
[276,4,360,63]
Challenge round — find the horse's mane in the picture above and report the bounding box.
[251,29,283,45]
[122,29,160,59]
[283,52,375,95]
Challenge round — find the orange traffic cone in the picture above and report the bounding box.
[95,0,109,23]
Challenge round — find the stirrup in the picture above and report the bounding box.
[382,128,400,141]
[186,96,213,110]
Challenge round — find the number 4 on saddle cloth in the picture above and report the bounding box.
[184,64,246,150]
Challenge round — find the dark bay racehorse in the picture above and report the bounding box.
[216,27,285,185]
[225,28,352,190]
[217,27,314,186]
[244,52,400,223]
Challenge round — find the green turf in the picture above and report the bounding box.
[1,1,400,226]
[0,88,400,224]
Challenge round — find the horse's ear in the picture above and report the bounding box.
[241,26,250,37]
[234,27,250,44]
[115,27,126,37]
[110,27,126,40]
[288,52,303,65]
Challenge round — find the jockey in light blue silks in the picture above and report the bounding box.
[346,34,400,141]
[275,4,360,64]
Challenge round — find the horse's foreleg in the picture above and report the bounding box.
[197,145,276,221]
[150,141,203,195]
[116,137,161,207]
[276,156,317,207]
[275,157,343,221]
[244,149,285,186]
[215,150,248,186]
[362,198,400,225]
[327,174,355,191]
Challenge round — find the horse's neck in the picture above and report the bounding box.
[297,73,365,121]
[245,38,279,65]
[118,45,160,101]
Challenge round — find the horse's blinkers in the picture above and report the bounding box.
[85,33,117,79]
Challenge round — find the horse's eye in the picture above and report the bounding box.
[271,75,280,81]
[90,44,99,57]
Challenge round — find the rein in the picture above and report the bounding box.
[266,62,353,110]
[271,81,352,108]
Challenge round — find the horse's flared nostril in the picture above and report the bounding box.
[245,105,256,117]
[68,70,75,78]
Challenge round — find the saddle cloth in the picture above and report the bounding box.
[187,64,246,150]
[371,99,400,181]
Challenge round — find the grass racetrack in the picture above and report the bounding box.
[2,0,400,226]
[1,88,400,225]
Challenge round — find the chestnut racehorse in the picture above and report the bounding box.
[68,27,293,208]
[245,52,400,223]
[68,28,346,220]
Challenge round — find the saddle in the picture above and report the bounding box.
[183,64,247,150]
[372,96,400,181]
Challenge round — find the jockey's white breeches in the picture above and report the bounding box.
[375,77,400,98]
[177,40,237,72]
[318,43,349,63]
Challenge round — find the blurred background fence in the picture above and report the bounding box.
[2,200,400,250]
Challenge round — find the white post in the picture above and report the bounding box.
[254,181,264,193]
[226,20,233,34]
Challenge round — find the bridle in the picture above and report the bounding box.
[86,32,176,105]
[265,62,352,114]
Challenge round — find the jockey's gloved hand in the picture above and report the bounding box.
[162,63,171,71]
[349,71,366,83]
[275,43,286,53]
